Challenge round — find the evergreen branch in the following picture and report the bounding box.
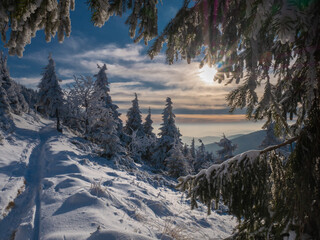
[176,135,300,217]
[178,135,299,189]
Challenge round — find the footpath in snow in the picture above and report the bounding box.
[0,114,236,240]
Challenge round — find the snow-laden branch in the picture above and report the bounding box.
[178,136,298,186]
[176,135,299,216]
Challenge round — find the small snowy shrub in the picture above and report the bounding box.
[90,180,106,197]
[161,218,190,240]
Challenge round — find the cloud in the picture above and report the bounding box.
[14,40,243,122]
[13,77,40,88]
[75,44,147,62]
[120,113,247,124]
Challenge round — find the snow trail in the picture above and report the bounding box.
[0,123,56,240]
[0,114,237,239]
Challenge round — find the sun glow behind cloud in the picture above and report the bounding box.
[198,65,217,84]
[10,39,243,132]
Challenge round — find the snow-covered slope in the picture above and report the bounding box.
[0,113,236,240]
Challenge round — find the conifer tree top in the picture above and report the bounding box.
[37,54,63,117]
[94,64,110,93]
[125,93,143,136]
[143,107,155,137]
[159,97,181,140]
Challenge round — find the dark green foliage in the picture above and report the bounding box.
[282,103,320,238]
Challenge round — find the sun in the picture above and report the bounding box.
[198,65,217,84]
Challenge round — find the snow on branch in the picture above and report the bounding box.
[176,136,299,216]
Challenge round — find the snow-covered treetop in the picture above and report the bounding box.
[125,93,144,137]
[93,64,110,94]
[92,63,122,130]
[159,97,181,140]
[143,107,155,138]
[37,54,63,117]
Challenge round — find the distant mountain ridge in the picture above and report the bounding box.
[182,134,244,146]
[204,130,267,156]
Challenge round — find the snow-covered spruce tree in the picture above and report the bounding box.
[90,64,125,161]
[182,143,195,174]
[0,52,28,115]
[64,75,95,135]
[142,107,156,162]
[152,97,181,169]
[0,51,28,132]
[143,107,156,139]
[165,138,189,178]
[194,139,214,172]
[37,54,63,132]
[215,134,237,162]
[0,53,14,132]
[19,85,38,112]
[92,64,123,135]
[190,138,196,160]
[124,93,144,137]
[90,107,123,160]
[127,128,156,163]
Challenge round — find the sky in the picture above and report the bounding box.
[2,1,265,137]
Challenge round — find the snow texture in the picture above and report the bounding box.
[0,113,236,239]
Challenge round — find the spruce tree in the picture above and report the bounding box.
[90,64,123,157]
[190,138,196,159]
[142,107,156,162]
[182,143,194,174]
[165,139,189,178]
[0,53,13,131]
[90,107,123,159]
[92,64,123,134]
[152,97,181,169]
[143,107,155,138]
[0,61,13,131]
[37,54,63,132]
[124,93,144,137]
[0,52,28,115]
[194,139,210,172]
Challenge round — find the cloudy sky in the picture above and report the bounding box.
[3,1,264,137]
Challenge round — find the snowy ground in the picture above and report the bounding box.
[0,113,236,240]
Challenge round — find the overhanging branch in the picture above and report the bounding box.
[260,136,299,154]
